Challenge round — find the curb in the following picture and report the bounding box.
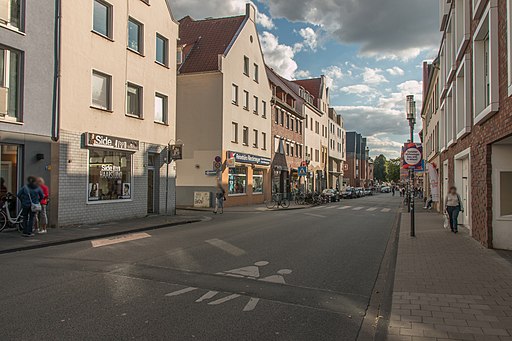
[0,219,202,255]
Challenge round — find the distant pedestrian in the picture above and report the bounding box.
[424,194,433,210]
[213,184,226,214]
[16,176,44,237]
[392,187,395,196]
[35,177,49,234]
[445,186,463,233]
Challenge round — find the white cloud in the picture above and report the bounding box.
[259,31,298,79]
[297,27,318,52]
[386,66,405,76]
[340,84,373,95]
[322,65,344,90]
[362,67,388,85]
[257,12,275,29]
[366,135,404,158]
[295,69,311,78]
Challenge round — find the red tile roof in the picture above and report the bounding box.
[178,15,246,74]
[292,78,322,98]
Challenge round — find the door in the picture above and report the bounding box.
[0,144,20,216]
[147,153,158,214]
[492,143,512,250]
[461,158,470,226]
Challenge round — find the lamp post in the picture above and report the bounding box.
[406,95,416,237]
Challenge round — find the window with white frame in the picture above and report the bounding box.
[473,4,499,123]
[0,47,21,120]
[243,56,249,76]
[253,129,258,148]
[232,84,238,105]
[154,93,167,123]
[253,63,259,82]
[262,132,266,150]
[231,122,238,143]
[446,88,454,145]
[253,96,258,114]
[91,70,111,111]
[262,101,267,118]
[455,56,471,138]
[445,19,454,79]
[128,17,144,54]
[243,90,249,110]
[242,126,249,145]
[155,34,168,66]
[93,0,112,38]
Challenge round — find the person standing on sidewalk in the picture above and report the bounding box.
[445,186,463,233]
[16,176,44,237]
[213,184,226,215]
[35,177,49,234]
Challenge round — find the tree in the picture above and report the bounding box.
[385,158,401,183]
[374,154,387,182]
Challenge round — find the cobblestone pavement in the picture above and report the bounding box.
[388,211,512,341]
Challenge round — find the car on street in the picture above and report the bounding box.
[355,188,365,197]
[342,188,357,199]
[364,189,373,196]
[322,189,340,202]
[381,186,391,193]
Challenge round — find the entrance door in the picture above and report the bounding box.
[147,153,158,214]
[461,158,470,226]
[492,142,512,250]
[0,144,20,216]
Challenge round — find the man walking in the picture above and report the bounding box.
[213,184,226,214]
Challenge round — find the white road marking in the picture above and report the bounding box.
[353,207,364,211]
[367,207,378,212]
[311,206,326,210]
[208,294,241,305]
[243,297,260,312]
[165,287,197,297]
[205,239,246,256]
[338,206,352,210]
[325,206,337,209]
[91,232,151,248]
[381,208,391,213]
[303,213,327,218]
[195,291,219,302]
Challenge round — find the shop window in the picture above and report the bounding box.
[500,172,512,217]
[0,47,21,120]
[0,144,19,199]
[253,170,264,194]
[88,149,132,202]
[229,167,247,195]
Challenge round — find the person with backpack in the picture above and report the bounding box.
[444,186,464,233]
[16,176,44,237]
[213,184,226,215]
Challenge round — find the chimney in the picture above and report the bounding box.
[246,3,256,22]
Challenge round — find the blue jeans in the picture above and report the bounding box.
[22,206,35,234]
[446,206,460,231]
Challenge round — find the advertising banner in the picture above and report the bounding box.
[427,163,440,202]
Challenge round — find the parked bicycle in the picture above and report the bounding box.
[0,193,24,233]
[265,193,290,209]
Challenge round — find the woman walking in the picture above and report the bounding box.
[445,186,464,233]
[16,176,44,237]
[35,177,49,234]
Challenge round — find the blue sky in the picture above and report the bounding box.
[171,0,441,158]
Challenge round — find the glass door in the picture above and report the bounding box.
[0,144,20,216]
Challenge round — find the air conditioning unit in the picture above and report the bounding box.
[0,0,11,25]
[0,87,9,117]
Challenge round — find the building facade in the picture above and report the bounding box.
[266,66,305,195]
[327,108,346,190]
[345,132,370,188]
[176,4,272,208]
[0,0,56,214]
[436,0,512,249]
[53,0,179,226]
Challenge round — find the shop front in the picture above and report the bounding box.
[224,151,271,206]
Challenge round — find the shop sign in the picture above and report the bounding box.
[226,158,236,168]
[227,151,271,166]
[99,164,123,179]
[86,133,139,152]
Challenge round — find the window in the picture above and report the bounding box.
[290,143,294,157]
[280,110,284,126]
[253,96,258,114]
[290,118,294,131]
[242,126,249,146]
[253,63,259,82]
[243,56,249,76]
[0,0,22,30]
[91,70,111,111]
[88,149,132,202]
[455,0,470,57]
[232,84,238,105]
[154,93,167,123]
[93,0,112,38]
[500,172,512,216]
[274,108,279,124]
[286,114,290,128]
[315,149,319,162]
[262,101,267,118]
[253,169,264,194]
[0,47,21,120]
[229,167,247,195]
[231,122,238,143]
[177,48,183,65]
[455,57,471,138]
[315,121,319,134]
[262,132,266,150]
[128,17,143,54]
[286,142,290,156]
[253,129,258,148]
[155,34,168,66]
[126,83,143,117]
[473,5,499,124]
[310,117,313,130]
[243,91,249,110]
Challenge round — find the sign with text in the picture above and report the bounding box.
[227,151,271,166]
[401,143,423,170]
[85,133,139,152]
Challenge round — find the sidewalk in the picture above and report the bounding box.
[0,214,203,254]
[388,211,512,341]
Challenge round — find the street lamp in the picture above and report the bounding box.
[406,95,416,237]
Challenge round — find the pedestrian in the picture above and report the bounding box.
[392,187,395,196]
[445,186,463,233]
[424,194,433,210]
[16,176,44,237]
[34,177,49,234]
[213,184,226,214]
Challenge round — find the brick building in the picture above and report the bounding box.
[345,132,371,188]
[433,0,512,249]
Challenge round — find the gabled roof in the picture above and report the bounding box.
[178,15,246,74]
[292,78,322,99]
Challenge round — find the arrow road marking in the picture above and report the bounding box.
[195,291,219,302]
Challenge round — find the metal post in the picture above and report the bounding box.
[410,121,416,237]
[165,143,170,215]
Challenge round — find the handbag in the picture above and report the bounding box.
[26,186,42,213]
[443,214,450,229]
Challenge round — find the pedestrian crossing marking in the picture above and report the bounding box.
[367,208,377,212]
[304,213,327,218]
[339,206,352,210]
[381,208,391,213]
[325,206,337,209]
[353,207,364,211]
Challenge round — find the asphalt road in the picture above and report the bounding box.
[0,194,401,341]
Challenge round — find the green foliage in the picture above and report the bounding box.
[374,154,387,182]
[385,158,401,183]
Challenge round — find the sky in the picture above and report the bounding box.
[170,0,441,159]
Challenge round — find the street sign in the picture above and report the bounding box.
[215,156,222,163]
[205,170,218,176]
[298,166,307,177]
[402,143,423,170]
[213,161,222,171]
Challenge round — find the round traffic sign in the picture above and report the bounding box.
[404,147,422,166]
[215,156,222,163]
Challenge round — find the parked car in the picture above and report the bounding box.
[342,188,357,199]
[355,188,365,197]
[364,189,373,196]
[322,189,340,202]
[381,186,391,193]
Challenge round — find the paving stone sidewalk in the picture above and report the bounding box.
[0,213,203,254]
[388,211,512,341]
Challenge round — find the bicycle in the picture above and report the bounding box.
[265,193,290,209]
[0,193,24,233]
[294,192,306,205]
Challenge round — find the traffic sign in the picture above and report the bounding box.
[401,143,423,170]
[215,156,222,163]
[213,161,222,171]
[205,170,218,176]
[298,166,307,177]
